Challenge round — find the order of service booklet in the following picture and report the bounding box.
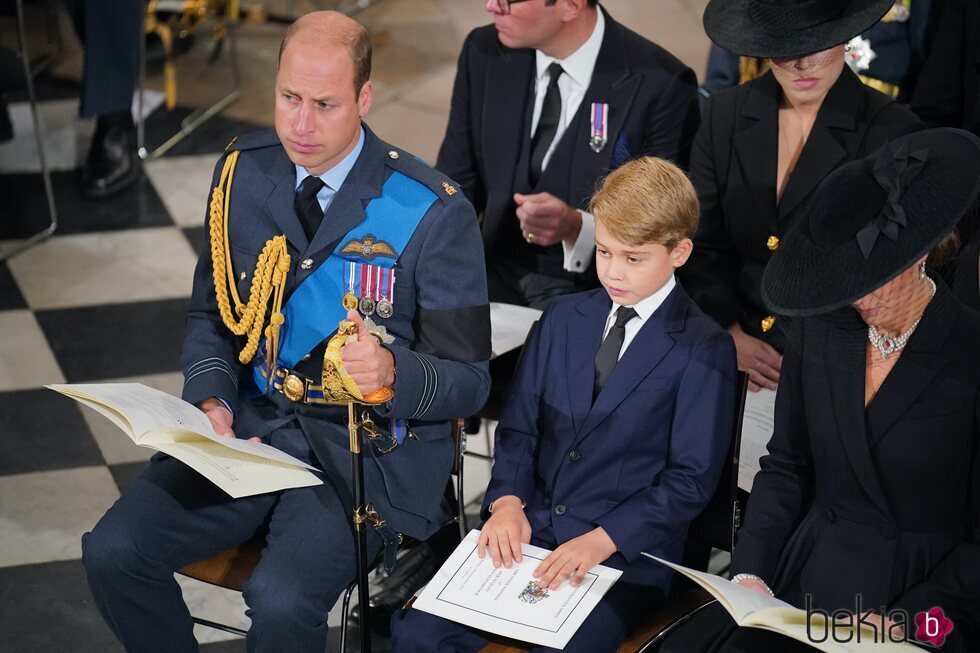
[48,383,322,498]
[413,529,622,649]
[642,554,923,653]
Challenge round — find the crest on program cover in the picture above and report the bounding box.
[518,580,551,604]
[340,234,398,261]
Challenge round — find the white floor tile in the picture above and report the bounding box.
[5,227,198,311]
[0,310,64,391]
[143,154,221,228]
[0,466,119,568]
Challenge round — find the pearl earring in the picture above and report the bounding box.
[919,260,927,279]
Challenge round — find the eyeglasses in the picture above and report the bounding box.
[488,0,534,14]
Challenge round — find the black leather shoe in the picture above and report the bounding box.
[349,544,442,635]
[81,121,140,198]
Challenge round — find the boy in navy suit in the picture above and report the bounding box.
[391,157,738,653]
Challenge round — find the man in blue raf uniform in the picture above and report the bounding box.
[80,11,491,652]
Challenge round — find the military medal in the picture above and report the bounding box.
[343,262,359,310]
[359,263,376,316]
[376,267,395,319]
[589,102,608,153]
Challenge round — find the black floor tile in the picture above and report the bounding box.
[0,170,175,240]
[0,262,27,309]
[182,225,208,258]
[35,298,189,382]
[108,460,151,494]
[147,106,263,158]
[0,559,123,653]
[0,388,104,475]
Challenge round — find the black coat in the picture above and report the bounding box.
[680,69,922,350]
[731,284,980,651]
[911,0,980,134]
[953,238,980,312]
[436,8,699,280]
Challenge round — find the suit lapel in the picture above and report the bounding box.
[565,291,610,436]
[866,286,958,444]
[566,15,639,196]
[732,74,779,232]
[824,324,892,518]
[264,148,310,251]
[307,127,386,259]
[574,286,685,444]
[778,70,862,221]
[482,43,534,234]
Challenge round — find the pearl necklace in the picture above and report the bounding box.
[867,277,936,360]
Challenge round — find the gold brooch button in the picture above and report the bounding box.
[767,235,780,251]
[761,315,776,333]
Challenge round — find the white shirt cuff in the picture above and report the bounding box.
[562,210,596,272]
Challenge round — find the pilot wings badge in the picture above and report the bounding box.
[340,234,398,262]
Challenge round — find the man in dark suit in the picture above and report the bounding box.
[391,156,738,653]
[437,0,700,309]
[79,12,491,651]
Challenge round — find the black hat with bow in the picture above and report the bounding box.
[703,0,895,59]
[761,128,980,317]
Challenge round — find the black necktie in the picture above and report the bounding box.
[295,175,326,242]
[594,306,638,398]
[529,62,564,186]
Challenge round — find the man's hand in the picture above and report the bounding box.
[728,323,782,392]
[478,495,532,569]
[197,397,260,442]
[341,310,396,395]
[514,192,582,248]
[533,527,617,590]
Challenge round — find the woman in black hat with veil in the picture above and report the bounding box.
[681,0,922,393]
[661,128,980,652]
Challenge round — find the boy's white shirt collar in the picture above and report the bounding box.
[606,274,677,324]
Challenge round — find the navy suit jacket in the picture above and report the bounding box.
[181,126,491,540]
[437,7,699,280]
[481,283,737,589]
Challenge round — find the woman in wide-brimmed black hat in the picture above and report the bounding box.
[662,128,980,652]
[680,0,923,394]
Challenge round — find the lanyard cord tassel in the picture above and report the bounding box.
[208,150,291,366]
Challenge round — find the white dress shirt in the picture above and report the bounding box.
[601,275,676,360]
[530,8,605,274]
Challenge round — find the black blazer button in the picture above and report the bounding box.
[823,508,836,523]
[568,450,582,462]
[879,524,898,540]
[554,504,567,515]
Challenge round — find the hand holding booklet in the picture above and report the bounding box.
[48,383,322,498]
[413,530,622,649]
[642,554,923,653]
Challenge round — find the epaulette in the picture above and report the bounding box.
[381,145,463,203]
[223,129,282,153]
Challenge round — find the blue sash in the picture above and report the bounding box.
[250,171,437,395]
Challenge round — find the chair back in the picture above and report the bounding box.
[684,371,749,556]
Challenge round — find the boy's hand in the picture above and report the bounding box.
[534,527,617,590]
[478,495,531,569]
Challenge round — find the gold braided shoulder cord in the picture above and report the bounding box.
[208,150,291,367]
